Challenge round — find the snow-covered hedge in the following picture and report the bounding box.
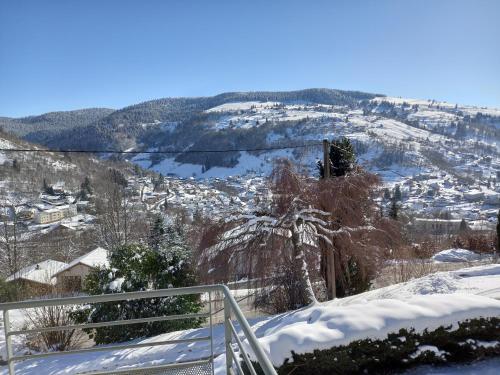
[276,317,499,374]
[252,294,500,367]
[247,317,500,374]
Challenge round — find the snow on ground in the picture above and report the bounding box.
[371,96,500,117]
[251,294,500,366]
[206,101,280,113]
[133,150,294,179]
[1,263,499,374]
[336,264,500,305]
[432,248,486,263]
[370,118,440,143]
[0,138,15,164]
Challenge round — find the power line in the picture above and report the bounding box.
[0,143,323,155]
[0,139,357,155]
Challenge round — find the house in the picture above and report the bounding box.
[463,190,485,202]
[6,260,68,297]
[413,218,463,235]
[17,207,35,220]
[34,204,77,224]
[468,220,496,232]
[54,247,109,292]
[484,192,500,205]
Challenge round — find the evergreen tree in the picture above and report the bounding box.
[73,240,202,344]
[43,178,49,193]
[12,159,20,172]
[383,188,391,200]
[455,122,467,138]
[133,164,142,176]
[153,174,165,191]
[389,197,399,220]
[149,214,165,251]
[459,218,468,233]
[317,137,356,178]
[81,176,93,195]
[330,137,355,177]
[109,168,128,187]
[394,185,402,201]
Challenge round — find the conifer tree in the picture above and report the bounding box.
[459,218,468,233]
[149,214,165,251]
[74,238,202,344]
[389,197,399,220]
[394,185,402,201]
[383,188,391,200]
[81,176,93,195]
[317,137,356,178]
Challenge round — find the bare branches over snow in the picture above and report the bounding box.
[198,159,402,309]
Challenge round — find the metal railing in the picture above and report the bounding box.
[0,285,277,375]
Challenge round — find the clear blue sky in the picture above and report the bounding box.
[1,0,499,117]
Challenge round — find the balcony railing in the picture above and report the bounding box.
[0,285,277,375]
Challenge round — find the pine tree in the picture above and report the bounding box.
[109,168,128,187]
[12,159,20,172]
[149,214,165,251]
[389,197,399,220]
[383,188,391,200]
[459,218,468,233]
[330,137,355,177]
[81,176,93,195]
[74,240,202,344]
[317,137,356,178]
[394,185,402,201]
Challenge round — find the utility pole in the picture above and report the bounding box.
[323,139,330,179]
[321,139,335,298]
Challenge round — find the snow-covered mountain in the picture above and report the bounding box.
[3,89,500,221]
[132,95,499,180]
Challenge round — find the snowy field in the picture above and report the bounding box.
[1,263,499,374]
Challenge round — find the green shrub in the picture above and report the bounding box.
[73,234,203,344]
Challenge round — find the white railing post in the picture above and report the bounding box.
[208,291,215,375]
[224,295,233,374]
[3,309,15,375]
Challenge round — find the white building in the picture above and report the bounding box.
[34,204,77,224]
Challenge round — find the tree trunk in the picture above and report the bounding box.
[292,224,317,305]
[325,250,336,299]
[320,239,336,300]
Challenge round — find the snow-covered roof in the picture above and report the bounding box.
[6,260,68,285]
[54,247,109,276]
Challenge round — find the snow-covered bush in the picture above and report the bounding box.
[73,234,203,344]
[249,317,500,375]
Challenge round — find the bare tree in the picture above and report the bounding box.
[0,198,27,276]
[198,159,401,309]
[24,304,87,352]
[96,185,133,249]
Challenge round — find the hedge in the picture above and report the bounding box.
[243,317,500,374]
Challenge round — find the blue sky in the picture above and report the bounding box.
[1,0,499,117]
